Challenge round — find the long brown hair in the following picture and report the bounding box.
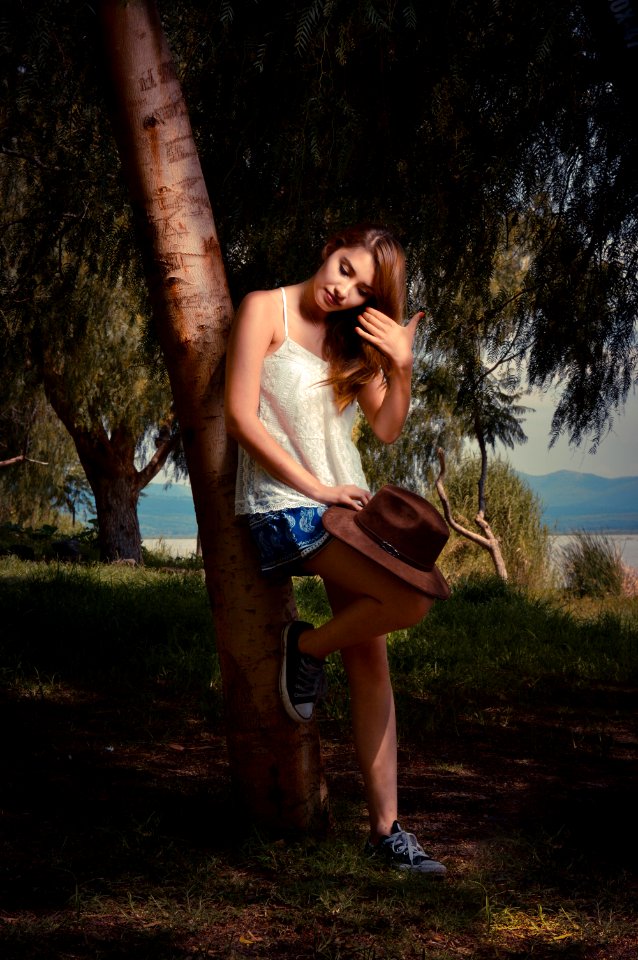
[320,224,406,411]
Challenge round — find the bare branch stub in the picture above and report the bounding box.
[0,454,49,468]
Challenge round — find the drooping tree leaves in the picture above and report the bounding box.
[1,1,181,555]
[164,0,638,448]
[2,0,637,468]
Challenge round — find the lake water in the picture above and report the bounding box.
[145,534,638,572]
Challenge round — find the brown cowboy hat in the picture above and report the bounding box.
[322,484,450,599]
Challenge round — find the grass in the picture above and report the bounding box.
[397,574,637,689]
[1,556,637,958]
[296,573,638,732]
[559,531,625,597]
[0,556,217,692]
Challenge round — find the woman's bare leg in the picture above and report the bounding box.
[290,538,431,835]
[341,639,398,841]
[306,542,434,839]
[324,578,398,840]
[299,539,433,660]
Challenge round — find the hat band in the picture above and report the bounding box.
[354,515,434,573]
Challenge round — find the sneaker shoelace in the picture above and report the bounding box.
[386,829,432,865]
[294,653,327,702]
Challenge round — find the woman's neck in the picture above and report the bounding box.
[296,279,327,326]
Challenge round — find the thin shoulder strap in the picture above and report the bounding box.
[280,286,289,338]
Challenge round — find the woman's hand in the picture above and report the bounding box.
[355,307,424,372]
[356,308,426,444]
[317,484,372,510]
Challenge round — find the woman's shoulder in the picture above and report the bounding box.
[233,288,285,349]
[238,287,282,313]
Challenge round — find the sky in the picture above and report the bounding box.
[500,386,638,478]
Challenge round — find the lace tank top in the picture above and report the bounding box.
[235,287,369,515]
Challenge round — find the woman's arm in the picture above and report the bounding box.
[225,291,370,509]
[356,308,423,444]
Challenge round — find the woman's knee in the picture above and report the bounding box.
[342,637,390,687]
[389,586,433,629]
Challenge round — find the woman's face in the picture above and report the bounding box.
[313,245,376,313]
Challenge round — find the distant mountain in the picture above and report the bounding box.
[135,472,638,538]
[518,470,638,532]
[138,482,197,538]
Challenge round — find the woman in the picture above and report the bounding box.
[225,224,449,874]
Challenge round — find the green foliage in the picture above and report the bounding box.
[0,380,82,526]
[389,575,638,724]
[142,540,204,571]
[3,0,638,547]
[0,0,140,288]
[0,558,216,692]
[1,0,181,557]
[40,265,174,442]
[560,532,625,598]
[162,0,638,446]
[294,571,638,707]
[357,348,465,492]
[433,455,551,588]
[360,228,535,501]
[0,520,99,563]
[52,467,95,526]
[293,573,332,622]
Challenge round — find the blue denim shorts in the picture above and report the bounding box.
[247,505,332,576]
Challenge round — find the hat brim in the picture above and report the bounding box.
[322,505,451,600]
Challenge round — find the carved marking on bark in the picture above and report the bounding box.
[151,98,188,123]
[139,68,157,91]
[157,252,184,274]
[154,217,187,239]
[204,235,221,254]
[155,187,189,212]
[178,175,201,190]
[166,136,197,164]
[170,292,204,310]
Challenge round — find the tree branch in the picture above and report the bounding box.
[137,424,181,489]
[0,454,49,468]
[435,448,509,579]
[435,448,492,547]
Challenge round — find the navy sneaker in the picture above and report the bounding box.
[279,620,326,723]
[365,821,447,876]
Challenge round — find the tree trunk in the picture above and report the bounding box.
[90,471,142,562]
[70,424,144,563]
[475,421,489,517]
[99,0,328,833]
[42,371,177,563]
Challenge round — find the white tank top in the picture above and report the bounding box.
[235,287,369,515]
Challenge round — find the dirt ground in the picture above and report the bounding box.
[1,679,637,959]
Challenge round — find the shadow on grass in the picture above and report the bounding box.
[0,690,233,911]
[395,688,638,883]
[2,563,637,958]
[0,925,195,960]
